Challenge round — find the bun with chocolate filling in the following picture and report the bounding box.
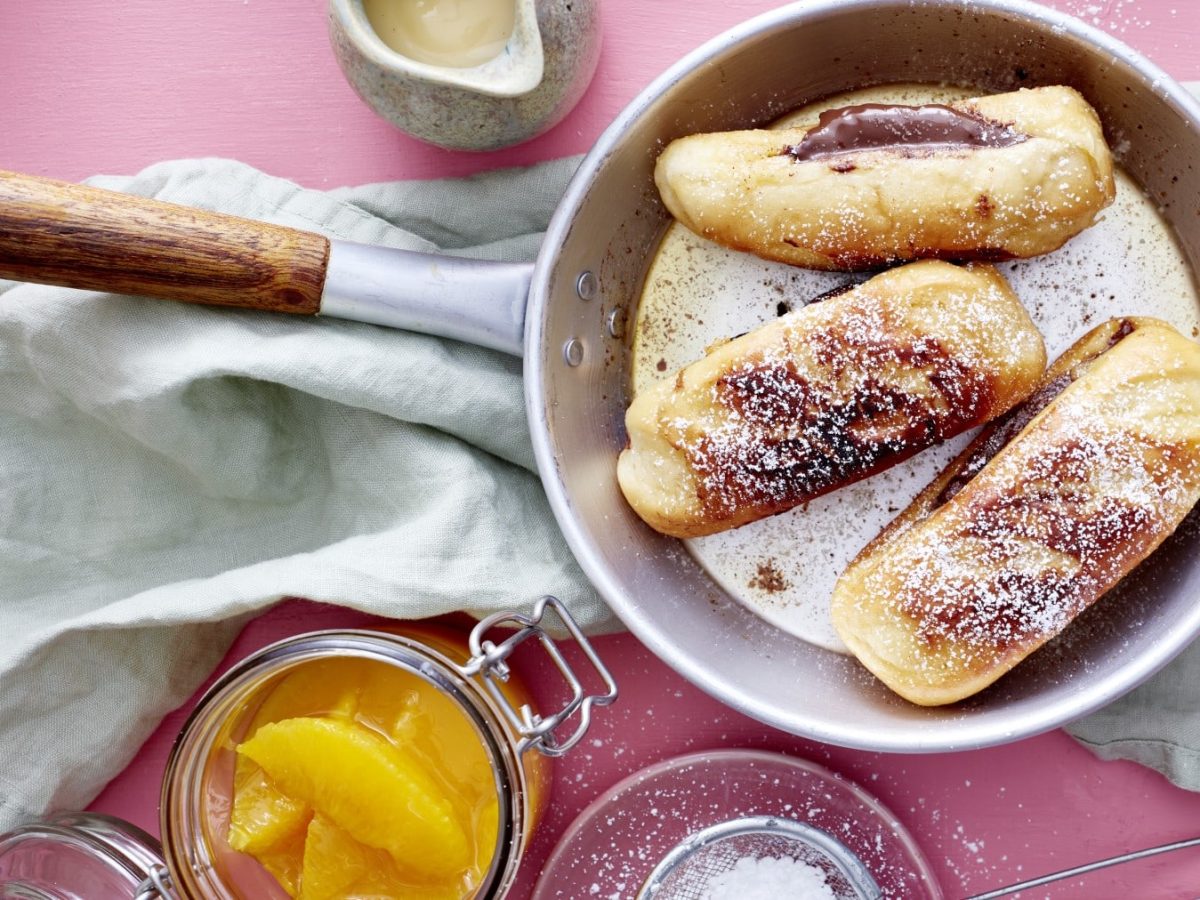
[655,85,1115,270]
[831,318,1200,706]
[617,260,1046,538]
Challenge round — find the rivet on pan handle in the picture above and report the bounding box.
[460,596,618,758]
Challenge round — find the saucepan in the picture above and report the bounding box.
[3,0,1199,752]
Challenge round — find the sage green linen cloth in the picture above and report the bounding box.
[0,156,604,830]
[1068,657,1200,788]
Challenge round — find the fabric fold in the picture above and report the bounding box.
[0,156,605,828]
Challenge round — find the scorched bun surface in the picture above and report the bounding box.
[617,261,1046,538]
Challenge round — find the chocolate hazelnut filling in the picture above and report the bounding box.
[784,103,1027,162]
[931,319,1136,509]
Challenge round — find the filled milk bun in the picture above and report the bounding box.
[656,86,1115,270]
[832,318,1200,705]
[617,261,1046,538]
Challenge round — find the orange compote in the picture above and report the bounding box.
[226,651,508,899]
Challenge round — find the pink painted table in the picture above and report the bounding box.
[5,1,1200,897]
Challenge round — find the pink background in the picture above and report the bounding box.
[3,0,1200,897]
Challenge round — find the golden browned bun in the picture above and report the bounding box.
[831,318,1200,706]
[617,261,1046,538]
[655,86,1115,270]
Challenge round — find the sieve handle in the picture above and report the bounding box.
[965,835,1200,899]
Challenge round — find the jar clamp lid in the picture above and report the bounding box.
[158,593,618,898]
[0,812,174,899]
[463,595,619,757]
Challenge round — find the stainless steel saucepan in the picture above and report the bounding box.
[3,0,1199,752]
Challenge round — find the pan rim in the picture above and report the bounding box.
[524,0,1200,751]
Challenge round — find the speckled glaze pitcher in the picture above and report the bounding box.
[328,0,600,151]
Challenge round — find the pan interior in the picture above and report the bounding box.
[527,0,1200,750]
[629,83,1200,653]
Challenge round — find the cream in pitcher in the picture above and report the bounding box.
[363,0,516,67]
[330,0,600,150]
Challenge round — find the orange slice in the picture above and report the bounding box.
[227,768,311,856]
[355,663,494,803]
[236,716,470,878]
[254,827,307,898]
[298,815,461,900]
[248,660,365,726]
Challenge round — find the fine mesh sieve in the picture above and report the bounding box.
[635,816,1200,899]
[637,816,882,900]
[538,751,1200,899]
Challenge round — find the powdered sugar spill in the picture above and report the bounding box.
[1058,0,1162,33]
[631,83,1200,653]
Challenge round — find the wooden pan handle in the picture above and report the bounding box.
[0,170,329,314]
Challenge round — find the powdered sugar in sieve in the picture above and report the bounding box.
[636,816,881,900]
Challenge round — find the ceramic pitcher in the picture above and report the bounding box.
[329,0,601,151]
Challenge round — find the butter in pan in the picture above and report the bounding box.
[617,260,1046,538]
[655,85,1114,270]
[831,317,1200,706]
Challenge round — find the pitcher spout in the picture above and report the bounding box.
[346,0,543,97]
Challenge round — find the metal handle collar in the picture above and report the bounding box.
[320,240,532,356]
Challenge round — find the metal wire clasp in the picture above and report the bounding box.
[133,865,174,900]
[460,596,618,758]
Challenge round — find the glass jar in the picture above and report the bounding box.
[0,597,616,899]
[0,812,168,899]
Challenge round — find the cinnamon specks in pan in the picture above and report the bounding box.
[749,559,791,594]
